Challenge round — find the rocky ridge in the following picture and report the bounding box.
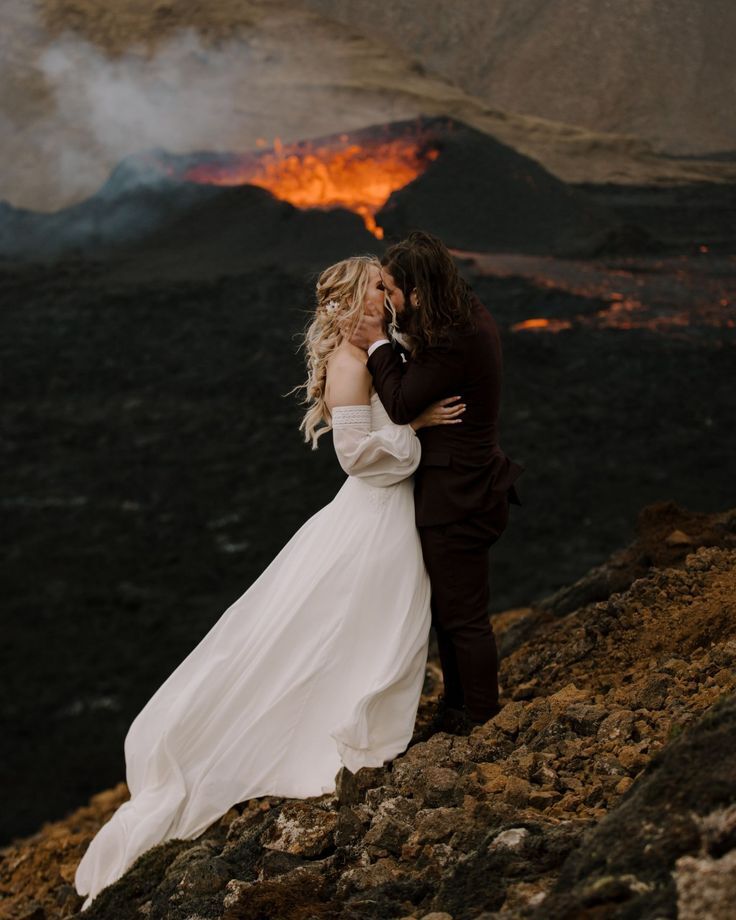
[1,500,734,919]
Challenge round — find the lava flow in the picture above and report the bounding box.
[181,130,440,238]
[455,251,736,337]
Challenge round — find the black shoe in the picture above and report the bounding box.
[457,714,486,735]
[436,693,465,714]
[412,697,462,743]
[427,697,468,736]
[457,704,502,735]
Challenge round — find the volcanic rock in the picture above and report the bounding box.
[260,802,338,858]
[500,500,736,658]
[540,692,736,919]
[1,518,734,919]
[0,170,379,278]
[674,804,736,920]
[376,121,622,256]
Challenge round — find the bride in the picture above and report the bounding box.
[74,254,466,910]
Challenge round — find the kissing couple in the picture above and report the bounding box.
[74,229,525,909]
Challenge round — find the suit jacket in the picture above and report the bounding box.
[367,294,525,527]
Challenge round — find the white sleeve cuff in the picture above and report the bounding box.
[331,405,371,430]
[367,339,391,357]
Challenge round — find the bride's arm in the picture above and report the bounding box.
[326,351,421,487]
[332,406,421,486]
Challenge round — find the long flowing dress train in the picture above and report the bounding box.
[74,392,432,909]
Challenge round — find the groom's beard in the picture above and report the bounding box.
[392,299,419,335]
[396,298,419,348]
[392,328,412,352]
[390,300,420,354]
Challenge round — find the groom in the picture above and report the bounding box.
[350,230,525,733]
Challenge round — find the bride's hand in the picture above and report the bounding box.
[348,312,388,351]
[410,396,466,431]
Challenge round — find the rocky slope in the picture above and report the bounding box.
[1,500,734,919]
[3,0,735,214]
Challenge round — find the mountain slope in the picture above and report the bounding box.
[305,0,736,155]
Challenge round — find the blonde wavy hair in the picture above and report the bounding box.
[295,254,387,449]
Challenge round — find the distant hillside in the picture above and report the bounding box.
[305,0,736,155]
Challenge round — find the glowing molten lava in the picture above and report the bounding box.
[454,250,736,337]
[182,134,439,238]
[511,317,573,333]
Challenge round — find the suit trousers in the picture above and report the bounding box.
[418,492,510,722]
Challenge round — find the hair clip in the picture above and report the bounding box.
[325,299,339,314]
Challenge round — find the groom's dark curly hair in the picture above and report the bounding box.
[380,230,475,353]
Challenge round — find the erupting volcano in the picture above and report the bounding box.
[175,123,443,238]
[0,117,642,267]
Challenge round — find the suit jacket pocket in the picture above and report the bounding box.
[422,451,452,468]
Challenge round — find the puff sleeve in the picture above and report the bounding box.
[331,405,421,487]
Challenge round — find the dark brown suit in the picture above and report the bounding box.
[367,294,525,720]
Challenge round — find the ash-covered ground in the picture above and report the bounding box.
[2,169,735,848]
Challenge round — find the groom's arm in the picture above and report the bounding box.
[367,341,459,426]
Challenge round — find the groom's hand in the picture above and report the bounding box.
[348,313,388,352]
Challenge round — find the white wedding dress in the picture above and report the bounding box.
[74,392,431,909]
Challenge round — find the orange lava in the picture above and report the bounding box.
[453,250,736,336]
[183,136,439,238]
[511,317,573,333]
